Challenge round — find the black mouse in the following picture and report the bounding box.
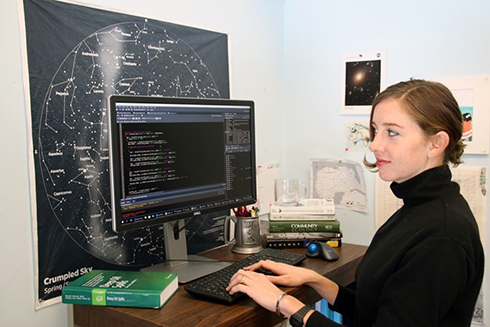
[306,241,339,261]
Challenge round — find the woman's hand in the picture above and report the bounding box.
[226,269,286,313]
[226,267,306,318]
[246,259,318,287]
[242,259,340,306]
[225,260,318,315]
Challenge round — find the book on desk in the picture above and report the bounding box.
[263,199,343,249]
[62,270,178,309]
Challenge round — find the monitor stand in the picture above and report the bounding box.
[141,219,231,283]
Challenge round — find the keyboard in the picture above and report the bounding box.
[184,248,306,303]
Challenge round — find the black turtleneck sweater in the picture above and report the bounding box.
[306,165,484,327]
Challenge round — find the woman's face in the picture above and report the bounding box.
[369,98,434,184]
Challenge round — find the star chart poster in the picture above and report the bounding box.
[21,0,230,308]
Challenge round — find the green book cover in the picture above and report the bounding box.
[62,270,178,309]
[269,219,341,233]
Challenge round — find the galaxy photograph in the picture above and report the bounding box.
[344,59,381,106]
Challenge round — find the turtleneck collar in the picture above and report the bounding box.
[389,165,456,207]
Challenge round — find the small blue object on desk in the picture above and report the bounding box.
[306,241,339,261]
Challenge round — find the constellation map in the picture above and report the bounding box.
[39,20,222,265]
[24,0,229,307]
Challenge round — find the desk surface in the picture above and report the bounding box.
[73,243,366,327]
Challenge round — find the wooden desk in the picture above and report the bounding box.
[73,243,366,327]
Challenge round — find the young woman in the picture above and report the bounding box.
[226,79,484,327]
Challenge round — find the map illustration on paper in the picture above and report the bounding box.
[310,159,367,212]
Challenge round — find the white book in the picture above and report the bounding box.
[270,198,335,216]
[269,213,336,221]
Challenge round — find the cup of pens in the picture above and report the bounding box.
[224,206,263,254]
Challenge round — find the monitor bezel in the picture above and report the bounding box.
[108,95,257,233]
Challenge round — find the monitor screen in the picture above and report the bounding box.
[108,95,256,233]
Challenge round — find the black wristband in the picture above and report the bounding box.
[289,305,312,327]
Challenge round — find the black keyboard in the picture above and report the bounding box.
[184,248,306,303]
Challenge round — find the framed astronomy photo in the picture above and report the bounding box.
[340,51,386,115]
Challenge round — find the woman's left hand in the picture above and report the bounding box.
[226,269,284,313]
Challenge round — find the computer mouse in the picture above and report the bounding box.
[306,241,339,261]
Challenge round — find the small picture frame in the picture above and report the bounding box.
[437,76,490,154]
[340,51,386,115]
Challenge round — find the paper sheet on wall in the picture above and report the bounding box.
[254,163,280,215]
[310,158,368,212]
[450,166,487,245]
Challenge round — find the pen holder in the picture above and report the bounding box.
[224,215,263,254]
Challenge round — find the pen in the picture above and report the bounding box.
[233,206,248,217]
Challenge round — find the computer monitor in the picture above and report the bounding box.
[107,95,256,282]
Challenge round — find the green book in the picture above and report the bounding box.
[62,270,178,309]
[269,219,341,233]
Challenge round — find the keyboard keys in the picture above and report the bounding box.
[184,248,306,303]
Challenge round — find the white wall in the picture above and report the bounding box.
[283,0,490,325]
[0,0,285,326]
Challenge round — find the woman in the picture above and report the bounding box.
[226,79,484,327]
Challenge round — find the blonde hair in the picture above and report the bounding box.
[364,79,465,170]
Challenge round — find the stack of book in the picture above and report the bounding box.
[263,198,342,249]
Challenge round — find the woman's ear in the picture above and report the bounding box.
[428,131,450,158]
